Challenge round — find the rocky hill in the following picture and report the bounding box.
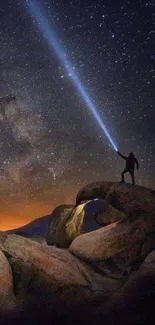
[7,215,50,242]
[1,181,155,325]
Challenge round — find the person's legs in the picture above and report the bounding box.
[121,168,128,183]
[129,169,135,185]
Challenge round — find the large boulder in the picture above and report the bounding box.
[76,181,155,216]
[0,233,123,311]
[65,200,125,244]
[67,250,155,325]
[0,248,16,311]
[104,183,155,215]
[47,199,125,248]
[70,209,155,278]
[46,205,74,247]
[95,200,125,226]
[76,181,115,205]
[93,250,155,325]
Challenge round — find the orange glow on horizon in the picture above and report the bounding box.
[0,203,53,231]
[0,193,75,231]
[0,180,89,231]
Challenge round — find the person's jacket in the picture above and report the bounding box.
[118,152,139,170]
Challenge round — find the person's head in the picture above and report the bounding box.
[129,152,135,158]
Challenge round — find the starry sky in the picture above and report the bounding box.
[0,0,154,230]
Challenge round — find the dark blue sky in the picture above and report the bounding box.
[0,0,154,229]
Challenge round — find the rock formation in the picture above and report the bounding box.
[1,181,155,325]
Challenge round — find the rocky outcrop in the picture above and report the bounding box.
[46,199,125,248]
[92,250,155,325]
[45,182,155,279]
[70,209,155,278]
[76,181,155,215]
[0,248,16,311]
[76,181,114,205]
[95,200,125,225]
[65,200,104,244]
[105,183,155,215]
[1,181,155,325]
[46,205,74,247]
[0,233,123,312]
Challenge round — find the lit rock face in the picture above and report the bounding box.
[46,201,104,248]
[46,199,125,248]
[46,205,74,247]
[65,200,104,243]
[65,199,125,242]
[47,182,155,253]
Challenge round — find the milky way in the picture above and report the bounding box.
[0,0,154,229]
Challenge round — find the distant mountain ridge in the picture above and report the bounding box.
[7,215,50,240]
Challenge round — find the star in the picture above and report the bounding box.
[0,0,153,230]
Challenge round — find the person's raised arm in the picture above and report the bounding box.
[117,151,127,160]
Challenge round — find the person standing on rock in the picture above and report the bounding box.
[117,151,139,185]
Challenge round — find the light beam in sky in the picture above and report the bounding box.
[25,0,118,151]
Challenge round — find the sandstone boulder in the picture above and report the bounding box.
[76,181,115,205]
[95,200,125,225]
[76,181,155,216]
[0,234,123,311]
[65,199,125,245]
[46,205,74,247]
[46,198,125,249]
[70,209,155,277]
[105,183,155,215]
[0,247,16,311]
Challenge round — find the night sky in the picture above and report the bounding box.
[0,0,154,230]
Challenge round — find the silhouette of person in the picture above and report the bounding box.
[117,151,139,185]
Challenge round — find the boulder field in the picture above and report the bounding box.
[1,181,155,325]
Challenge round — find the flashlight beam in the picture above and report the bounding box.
[26,1,118,152]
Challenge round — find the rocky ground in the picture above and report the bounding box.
[1,181,155,324]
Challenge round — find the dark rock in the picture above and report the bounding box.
[94,200,125,226]
[46,205,74,247]
[1,181,155,324]
[105,182,155,215]
[93,250,155,325]
[76,181,114,205]
[76,181,155,216]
